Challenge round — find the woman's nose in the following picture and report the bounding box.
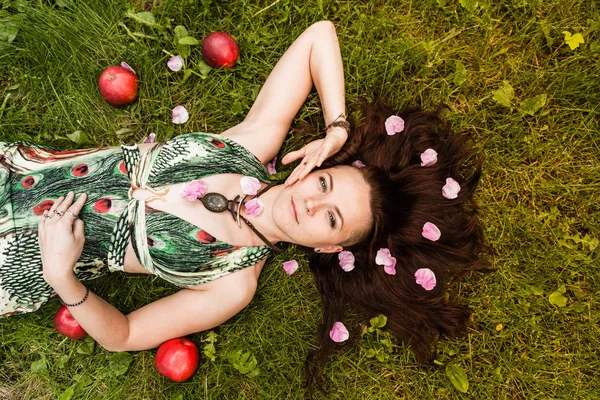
[305,196,326,215]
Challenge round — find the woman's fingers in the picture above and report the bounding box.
[68,193,87,217]
[281,148,305,165]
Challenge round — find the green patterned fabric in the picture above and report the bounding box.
[0,133,272,317]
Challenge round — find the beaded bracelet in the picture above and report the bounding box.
[326,113,350,135]
[60,287,89,307]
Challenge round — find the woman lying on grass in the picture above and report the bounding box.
[0,21,483,379]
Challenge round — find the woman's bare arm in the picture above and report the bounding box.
[222,20,346,165]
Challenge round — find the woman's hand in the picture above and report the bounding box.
[38,191,87,287]
[282,127,347,186]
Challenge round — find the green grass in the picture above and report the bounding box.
[1,0,599,398]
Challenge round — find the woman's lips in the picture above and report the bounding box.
[291,197,299,224]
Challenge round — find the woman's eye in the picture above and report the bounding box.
[319,177,327,192]
[328,212,336,228]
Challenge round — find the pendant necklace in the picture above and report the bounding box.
[199,182,281,252]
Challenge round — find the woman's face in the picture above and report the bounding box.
[272,166,372,250]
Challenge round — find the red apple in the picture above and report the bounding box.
[53,305,87,340]
[155,338,199,382]
[98,65,138,106]
[201,31,239,69]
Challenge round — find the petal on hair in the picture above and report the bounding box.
[384,258,397,275]
[240,176,261,195]
[442,177,461,199]
[420,148,438,167]
[282,260,299,275]
[375,248,393,266]
[167,55,183,72]
[267,156,277,175]
[181,179,207,201]
[172,105,189,124]
[414,268,436,290]
[422,222,441,241]
[338,250,355,272]
[329,321,349,342]
[351,160,366,168]
[121,61,136,75]
[244,198,264,217]
[384,115,405,135]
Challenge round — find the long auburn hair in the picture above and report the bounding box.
[302,101,485,387]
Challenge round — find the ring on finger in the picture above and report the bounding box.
[65,210,78,219]
[55,210,64,218]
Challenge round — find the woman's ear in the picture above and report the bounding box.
[314,245,343,254]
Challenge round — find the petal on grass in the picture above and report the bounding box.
[167,55,183,72]
[121,61,136,75]
[144,133,156,143]
[282,260,298,275]
[267,156,277,175]
[172,106,189,124]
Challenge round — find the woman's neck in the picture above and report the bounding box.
[241,183,287,245]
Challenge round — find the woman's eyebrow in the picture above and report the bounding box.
[326,172,344,229]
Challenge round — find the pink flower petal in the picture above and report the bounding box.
[338,250,355,272]
[414,268,437,290]
[240,176,261,195]
[282,260,298,275]
[375,248,393,266]
[329,321,349,342]
[144,132,156,143]
[351,160,366,168]
[167,55,183,72]
[384,263,397,275]
[267,156,277,175]
[244,198,264,217]
[442,177,461,199]
[172,105,189,124]
[384,115,405,135]
[121,61,136,75]
[422,222,441,241]
[420,148,438,167]
[181,179,207,201]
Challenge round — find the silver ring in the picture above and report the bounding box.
[65,210,78,218]
[43,213,52,220]
[55,210,64,218]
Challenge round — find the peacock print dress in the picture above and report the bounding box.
[0,133,272,317]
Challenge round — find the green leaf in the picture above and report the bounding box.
[520,94,547,115]
[196,60,212,78]
[55,0,68,7]
[446,364,469,393]
[540,20,554,48]
[174,25,188,40]
[369,314,387,329]
[492,81,514,108]
[459,0,478,12]
[76,337,95,355]
[56,354,70,369]
[178,36,199,45]
[66,130,82,143]
[375,351,387,362]
[30,359,47,373]
[0,13,20,44]
[200,0,212,15]
[231,100,243,115]
[203,343,217,362]
[267,170,291,181]
[453,60,467,86]
[108,352,134,376]
[549,290,567,307]
[125,11,162,29]
[59,387,75,400]
[365,348,377,358]
[562,31,584,50]
[228,350,259,376]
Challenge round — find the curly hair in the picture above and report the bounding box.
[303,101,485,387]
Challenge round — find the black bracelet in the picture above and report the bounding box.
[326,113,350,135]
[60,287,89,307]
